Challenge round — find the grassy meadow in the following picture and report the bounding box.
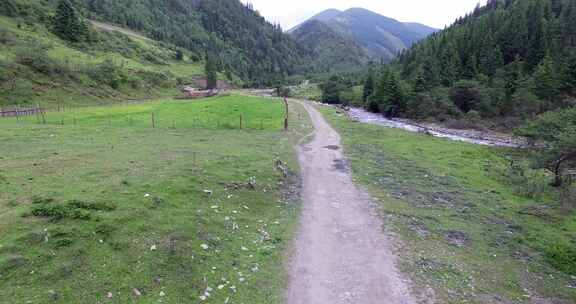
[0,95,311,303]
[6,95,288,130]
[320,106,576,304]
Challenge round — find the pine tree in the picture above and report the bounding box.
[0,0,18,17]
[53,0,89,43]
[561,51,576,93]
[525,1,546,71]
[362,68,375,103]
[370,68,406,117]
[439,45,461,86]
[205,54,218,90]
[533,54,562,104]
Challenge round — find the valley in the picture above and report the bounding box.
[1,0,576,303]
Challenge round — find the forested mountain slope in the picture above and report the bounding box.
[389,0,576,122]
[292,8,436,63]
[1,0,308,87]
[290,20,370,73]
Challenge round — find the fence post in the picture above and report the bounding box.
[283,97,289,132]
[240,114,243,130]
[40,106,46,124]
[151,113,156,128]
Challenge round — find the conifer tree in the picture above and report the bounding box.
[205,53,218,90]
[0,0,18,17]
[53,0,89,43]
[362,68,375,103]
[533,54,562,104]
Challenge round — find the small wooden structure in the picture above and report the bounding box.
[179,86,219,99]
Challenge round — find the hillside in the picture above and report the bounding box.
[291,8,437,63]
[0,13,207,107]
[1,0,307,88]
[290,20,370,73]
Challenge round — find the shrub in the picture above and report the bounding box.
[31,204,91,221]
[500,159,552,199]
[544,243,576,275]
[449,80,489,114]
[15,45,69,76]
[87,59,127,89]
[67,200,115,211]
[30,200,114,221]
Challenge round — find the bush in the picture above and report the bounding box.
[449,80,493,116]
[544,243,576,275]
[30,200,115,221]
[31,204,91,221]
[67,200,115,211]
[15,46,68,76]
[500,159,552,199]
[87,59,127,89]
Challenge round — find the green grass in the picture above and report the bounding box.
[319,106,576,303]
[0,95,312,303]
[3,95,288,131]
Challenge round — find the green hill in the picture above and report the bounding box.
[290,20,370,73]
[0,13,206,107]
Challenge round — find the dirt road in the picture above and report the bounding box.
[287,101,416,304]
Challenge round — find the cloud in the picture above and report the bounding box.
[241,0,487,30]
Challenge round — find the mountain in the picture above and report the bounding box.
[306,8,342,23]
[291,8,437,63]
[290,20,370,73]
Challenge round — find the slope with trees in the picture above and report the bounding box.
[290,20,370,73]
[0,0,208,106]
[3,0,308,87]
[389,0,576,122]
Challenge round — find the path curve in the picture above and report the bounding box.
[287,100,416,304]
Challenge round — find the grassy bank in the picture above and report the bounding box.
[319,106,576,303]
[0,95,311,303]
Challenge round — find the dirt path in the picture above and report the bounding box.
[89,20,152,41]
[287,101,416,304]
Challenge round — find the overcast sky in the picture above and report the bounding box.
[241,0,487,30]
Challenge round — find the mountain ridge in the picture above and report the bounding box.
[290,8,437,63]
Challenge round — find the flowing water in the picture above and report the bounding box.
[347,107,521,148]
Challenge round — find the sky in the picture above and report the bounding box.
[241,0,488,30]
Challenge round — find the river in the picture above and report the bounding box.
[347,107,522,148]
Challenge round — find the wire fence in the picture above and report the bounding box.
[2,108,286,131]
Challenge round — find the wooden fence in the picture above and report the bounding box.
[0,107,46,118]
